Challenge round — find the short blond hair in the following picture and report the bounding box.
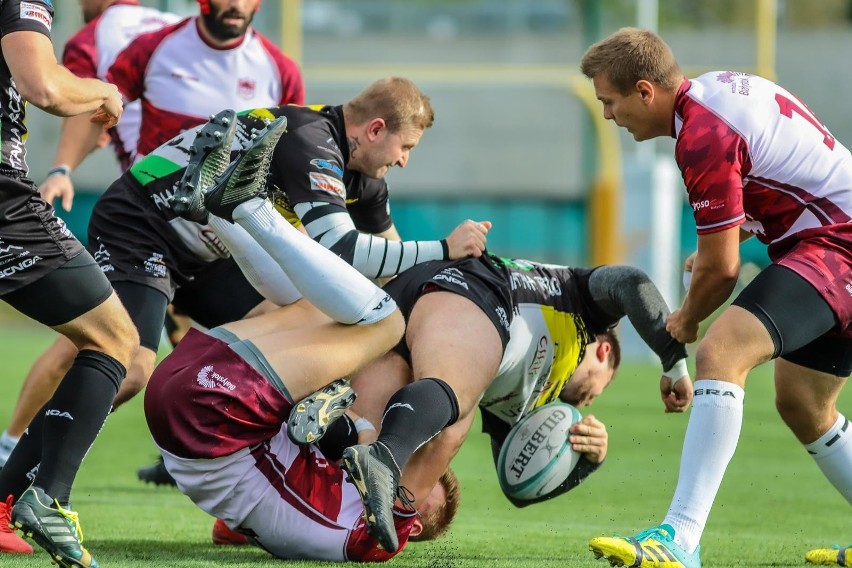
[408,468,460,542]
[580,27,682,94]
[344,77,434,132]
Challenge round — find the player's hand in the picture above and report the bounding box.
[666,309,699,344]
[568,414,607,464]
[660,374,693,413]
[91,83,123,129]
[445,219,491,259]
[40,172,75,212]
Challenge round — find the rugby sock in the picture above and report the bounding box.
[208,215,303,306]
[230,198,395,325]
[0,410,44,501]
[805,413,852,504]
[376,378,460,471]
[664,379,744,553]
[317,415,358,462]
[35,350,124,505]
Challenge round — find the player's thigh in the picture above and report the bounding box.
[406,291,503,413]
[775,356,848,443]
[351,351,413,426]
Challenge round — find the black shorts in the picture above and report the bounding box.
[0,174,85,296]
[383,255,513,363]
[87,176,231,301]
[733,264,852,376]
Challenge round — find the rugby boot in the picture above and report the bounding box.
[211,518,249,546]
[589,524,701,568]
[341,443,401,552]
[806,545,849,566]
[136,456,177,487]
[287,379,357,445]
[202,116,288,222]
[0,494,32,554]
[11,486,99,567]
[170,109,238,223]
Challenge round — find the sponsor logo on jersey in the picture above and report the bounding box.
[5,87,26,170]
[143,252,167,277]
[508,272,561,296]
[238,77,256,99]
[310,158,344,177]
[495,305,510,331]
[309,172,346,198]
[21,2,52,31]
[196,365,237,391]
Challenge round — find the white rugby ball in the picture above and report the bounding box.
[496,402,583,501]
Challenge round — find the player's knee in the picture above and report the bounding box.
[775,392,829,443]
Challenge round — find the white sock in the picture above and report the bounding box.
[232,198,395,325]
[805,413,852,504]
[208,215,302,306]
[664,379,745,553]
[0,430,20,466]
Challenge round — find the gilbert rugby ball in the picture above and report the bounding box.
[497,402,583,500]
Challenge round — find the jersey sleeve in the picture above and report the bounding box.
[255,32,304,106]
[105,25,173,102]
[62,27,98,78]
[347,176,394,234]
[345,513,415,562]
[0,0,53,38]
[675,99,750,234]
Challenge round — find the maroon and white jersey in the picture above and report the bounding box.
[146,329,415,562]
[673,72,852,259]
[62,1,180,170]
[106,17,304,160]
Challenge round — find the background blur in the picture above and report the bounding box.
[12,0,852,353]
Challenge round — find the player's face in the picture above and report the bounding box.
[559,340,615,408]
[358,124,424,179]
[203,0,259,42]
[592,73,658,141]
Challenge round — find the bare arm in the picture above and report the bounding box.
[2,31,122,124]
[667,226,740,343]
[39,114,105,211]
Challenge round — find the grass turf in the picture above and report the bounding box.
[0,322,848,567]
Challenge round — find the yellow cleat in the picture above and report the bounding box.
[806,545,848,566]
[589,525,701,568]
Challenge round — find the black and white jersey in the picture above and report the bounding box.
[126,104,447,277]
[0,0,54,176]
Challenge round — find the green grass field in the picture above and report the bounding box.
[0,321,848,567]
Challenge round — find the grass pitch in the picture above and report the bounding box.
[0,322,848,567]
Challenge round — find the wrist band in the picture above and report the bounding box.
[662,359,689,382]
[47,165,72,178]
[354,417,375,433]
[439,239,449,260]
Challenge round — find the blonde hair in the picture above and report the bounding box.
[580,27,682,94]
[408,468,460,542]
[344,77,434,132]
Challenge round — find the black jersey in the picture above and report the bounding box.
[0,0,54,176]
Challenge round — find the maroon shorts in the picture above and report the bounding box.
[144,328,293,459]
[776,232,852,335]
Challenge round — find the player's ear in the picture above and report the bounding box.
[596,341,611,362]
[366,118,386,140]
[410,518,424,537]
[636,79,654,104]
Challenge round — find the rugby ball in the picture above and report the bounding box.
[496,402,583,501]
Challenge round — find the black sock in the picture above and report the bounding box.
[36,350,124,505]
[377,378,459,470]
[0,405,46,501]
[316,415,358,462]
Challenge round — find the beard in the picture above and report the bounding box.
[201,9,254,42]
